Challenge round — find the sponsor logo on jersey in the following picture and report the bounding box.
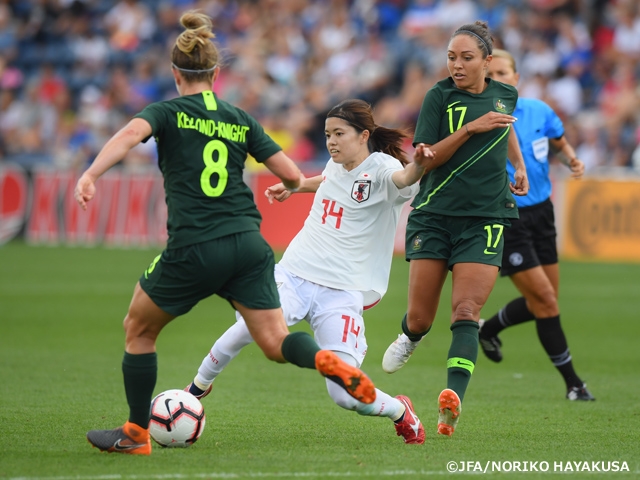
[495,99,507,113]
[351,180,371,203]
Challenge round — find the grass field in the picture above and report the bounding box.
[1,242,639,479]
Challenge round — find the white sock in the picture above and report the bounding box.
[325,351,405,420]
[195,317,254,387]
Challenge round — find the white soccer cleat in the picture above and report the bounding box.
[382,334,421,373]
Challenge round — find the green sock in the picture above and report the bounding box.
[122,352,157,429]
[401,313,431,342]
[446,321,478,402]
[281,331,321,369]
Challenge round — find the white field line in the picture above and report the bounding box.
[10,470,452,480]
[10,469,640,479]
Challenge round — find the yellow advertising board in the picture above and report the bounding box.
[561,179,640,262]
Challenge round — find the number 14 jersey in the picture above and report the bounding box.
[280,152,419,307]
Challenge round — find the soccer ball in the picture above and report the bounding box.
[149,389,206,447]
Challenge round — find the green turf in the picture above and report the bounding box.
[1,242,638,479]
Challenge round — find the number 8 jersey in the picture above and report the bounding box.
[134,90,282,249]
[280,152,419,308]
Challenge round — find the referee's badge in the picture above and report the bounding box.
[509,252,523,266]
[351,180,371,203]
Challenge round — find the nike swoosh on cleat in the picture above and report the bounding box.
[114,439,147,451]
[404,405,421,437]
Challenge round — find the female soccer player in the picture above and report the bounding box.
[380,21,529,437]
[480,48,594,401]
[186,99,435,444]
[74,11,376,455]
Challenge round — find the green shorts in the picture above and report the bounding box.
[405,210,511,270]
[139,231,280,316]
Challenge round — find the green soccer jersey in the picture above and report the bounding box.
[412,77,519,219]
[134,91,282,249]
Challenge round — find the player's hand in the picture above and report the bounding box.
[265,183,292,204]
[467,112,516,134]
[74,173,96,210]
[568,157,584,179]
[510,166,529,196]
[413,143,435,168]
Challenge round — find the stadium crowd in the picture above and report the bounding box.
[0,0,638,172]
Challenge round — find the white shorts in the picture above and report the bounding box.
[269,263,368,367]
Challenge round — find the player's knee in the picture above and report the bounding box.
[452,299,481,322]
[123,314,143,338]
[262,345,286,363]
[528,288,559,317]
[123,314,160,352]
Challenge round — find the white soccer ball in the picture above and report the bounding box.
[149,389,206,448]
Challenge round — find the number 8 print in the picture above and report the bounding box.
[201,139,229,197]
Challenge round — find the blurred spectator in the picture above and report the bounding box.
[435,0,478,29]
[399,0,441,38]
[574,112,607,171]
[0,2,18,62]
[37,63,67,105]
[128,58,162,111]
[499,6,525,61]
[520,33,561,78]
[476,0,507,29]
[547,66,583,117]
[0,0,637,172]
[0,55,23,91]
[69,15,110,83]
[611,0,640,61]
[104,0,156,52]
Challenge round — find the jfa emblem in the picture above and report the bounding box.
[351,180,371,203]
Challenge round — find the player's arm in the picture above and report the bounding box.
[391,144,434,188]
[420,112,516,173]
[74,118,152,210]
[507,127,529,196]
[265,175,322,204]
[550,135,584,179]
[262,150,304,192]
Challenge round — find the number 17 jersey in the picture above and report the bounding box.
[134,90,282,249]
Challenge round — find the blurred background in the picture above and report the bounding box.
[0,0,639,262]
[0,0,639,172]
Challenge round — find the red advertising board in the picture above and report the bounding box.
[0,165,411,254]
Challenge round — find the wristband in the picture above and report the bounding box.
[465,124,472,137]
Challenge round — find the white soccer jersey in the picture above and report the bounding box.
[280,151,419,307]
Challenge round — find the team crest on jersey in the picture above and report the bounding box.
[412,235,423,251]
[351,180,371,203]
[494,99,507,113]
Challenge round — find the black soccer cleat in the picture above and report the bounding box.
[87,421,151,455]
[567,383,595,401]
[478,319,503,362]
